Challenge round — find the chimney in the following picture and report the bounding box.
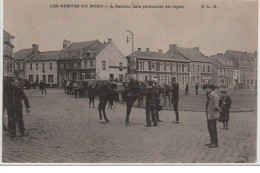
[193,47,199,51]
[169,44,177,50]
[108,38,112,43]
[138,48,141,51]
[63,39,71,48]
[146,48,150,52]
[158,49,162,53]
[32,44,38,54]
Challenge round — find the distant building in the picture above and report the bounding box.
[167,44,212,86]
[26,51,60,86]
[3,30,15,77]
[58,38,127,82]
[208,53,235,89]
[126,48,190,88]
[224,50,255,89]
[14,44,39,79]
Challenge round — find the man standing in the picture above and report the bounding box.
[143,81,158,127]
[205,84,222,148]
[4,78,30,138]
[185,82,189,95]
[39,80,47,94]
[219,90,232,129]
[171,77,180,124]
[195,83,199,95]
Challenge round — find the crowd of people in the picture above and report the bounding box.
[2,76,232,149]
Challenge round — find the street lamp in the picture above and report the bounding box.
[126,30,134,53]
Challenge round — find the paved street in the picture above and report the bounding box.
[2,89,257,163]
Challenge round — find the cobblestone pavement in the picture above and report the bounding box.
[2,89,257,163]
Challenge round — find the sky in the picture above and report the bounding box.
[2,0,258,56]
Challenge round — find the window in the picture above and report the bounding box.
[148,62,152,71]
[20,61,23,70]
[82,73,86,79]
[42,63,45,70]
[84,61,87,68]
[119,74,123,82]
[90,61,93,67]
[167,63,170,72]
[208,66,210,72]
[36,63,38,70]
[77,62,81,68]
[102,61,106,70]
[50,63,52,70]
[145,76,148,82]
[152,63,155,71]
[160,63,164,71]
[197,65,200,72]
[48,75,53,82]
[140,62,143,70]
[29,75,33,82]
[15,61,18,70]
[178,64,182,72]
[203,65,205,72]
[30,63,32,70]
[64,63,67,69]
[42,75,46,82]
[182,64,184,72]
[172,64,176,72]
[119,62,123,71]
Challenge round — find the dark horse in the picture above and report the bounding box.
[122,79,147,125]
[96,81,118,123]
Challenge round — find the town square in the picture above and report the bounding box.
[1,0,258,164]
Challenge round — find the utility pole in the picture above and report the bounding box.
[126,30,134,53]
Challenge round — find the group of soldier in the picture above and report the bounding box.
[2,75,232,148]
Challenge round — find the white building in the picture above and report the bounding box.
[26,51,60,86]
[3,30,15,77]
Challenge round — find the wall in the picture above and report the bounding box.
[26,61,58,84]
[95,42,127,81]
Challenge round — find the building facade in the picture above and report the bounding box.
[167,44,212,87]
[58,38,127,82]
[14,44,39,79]
[26,51,60,86]
[3,30,15,77]
[208,53,235,89]
[126,48,190,88]
[224,50,255,89]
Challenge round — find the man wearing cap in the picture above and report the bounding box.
[219,90,232,129]
[143,81,158,127]
[171,77,180,124]
[204,84,222,148]
[4,78,30,138]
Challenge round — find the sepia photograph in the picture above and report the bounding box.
[0,0,258,164]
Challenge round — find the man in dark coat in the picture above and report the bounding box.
[195,83,199,95]
[219,90,232,129]
[39,80,47,94]
[185,82,189,95]
[143,82,158,127]
[4,78,30,138]
[171,77,180,124]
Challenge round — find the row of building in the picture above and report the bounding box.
[3,30,257,89]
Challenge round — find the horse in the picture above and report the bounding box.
[122,79,147,125]
[162,83,172,107]
[96,81,118,123]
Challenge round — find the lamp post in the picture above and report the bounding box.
[126,30,134,53]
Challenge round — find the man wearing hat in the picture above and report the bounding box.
[4,78,31,138]
[143,80,158,127]
[219,90,232,129]
[171,77,180,124]
[204,84,222,148]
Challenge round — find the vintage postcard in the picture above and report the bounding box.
[1,0,258,165]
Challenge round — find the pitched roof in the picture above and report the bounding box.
[3,30,15,39]
[128,50,189,62]
[14,48,33,60]
[225,50,254,60]
[207,56,225,68]
[27,51,60,62]
[167,47,210,63]
[62,40,99,51]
